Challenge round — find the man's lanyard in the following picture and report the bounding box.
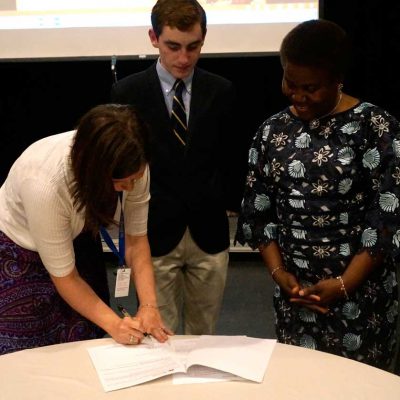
[100,192,125,267]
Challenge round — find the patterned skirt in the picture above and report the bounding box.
[0,231,108,355]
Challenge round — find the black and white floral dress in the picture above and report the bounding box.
[236,102,400,370]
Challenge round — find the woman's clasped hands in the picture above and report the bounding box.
[273,269,346,314]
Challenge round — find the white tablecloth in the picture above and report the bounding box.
[1,337,400,400]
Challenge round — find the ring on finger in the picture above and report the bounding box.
[129,335,138,345]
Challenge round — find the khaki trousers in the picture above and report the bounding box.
[152,228,228,334]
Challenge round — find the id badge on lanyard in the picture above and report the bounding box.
[100,192,131,297]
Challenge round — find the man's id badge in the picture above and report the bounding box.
[115,267,131,297]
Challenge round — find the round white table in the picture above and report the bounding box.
[1,337,400,400]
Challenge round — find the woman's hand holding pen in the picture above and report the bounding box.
[117,304,173,345]
[112,310,145,345]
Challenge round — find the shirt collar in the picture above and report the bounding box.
[156,58,193,95]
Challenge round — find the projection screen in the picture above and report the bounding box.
[0,0,320,60]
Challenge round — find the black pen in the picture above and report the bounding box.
[117,304,132,319]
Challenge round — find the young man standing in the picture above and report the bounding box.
[111,0,244,334]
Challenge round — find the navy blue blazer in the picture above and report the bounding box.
[111,63,244,256]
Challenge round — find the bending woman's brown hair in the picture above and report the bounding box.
[70,104,150,233]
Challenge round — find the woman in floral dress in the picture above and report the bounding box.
[236,19,400,370]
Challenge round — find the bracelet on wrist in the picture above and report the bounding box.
[270,266,285,278]
[336,275,349,300]
[139,303,158,310]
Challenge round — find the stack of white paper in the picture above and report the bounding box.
[88,335,276,392]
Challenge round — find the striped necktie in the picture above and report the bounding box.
[171,79,187,146]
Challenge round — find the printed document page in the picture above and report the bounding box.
[88,341,181,392]
[172,337,246,385]
[186,335,276,383]
[88,336,277,392]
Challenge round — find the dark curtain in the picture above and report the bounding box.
[323,0,400,118]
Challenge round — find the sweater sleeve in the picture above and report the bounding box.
[19,176,76,277]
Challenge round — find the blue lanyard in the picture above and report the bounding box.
[100,192,125,267]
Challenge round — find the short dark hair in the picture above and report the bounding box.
[70,104,150,233]
[280,19,351,80]
[151,0,207,38]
